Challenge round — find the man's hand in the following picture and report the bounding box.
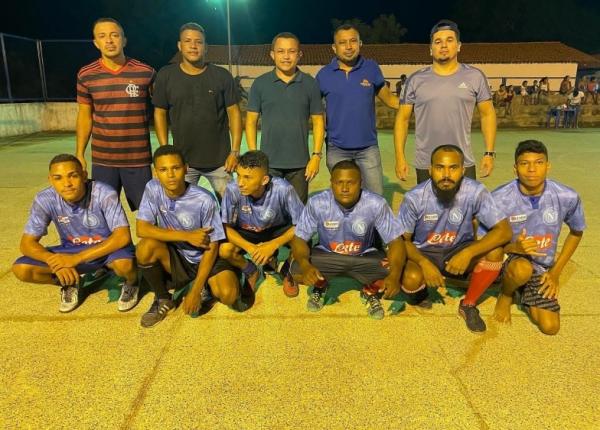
[305,156,320,181]
[514,229,547,257]
[479,156,494,178]
[419,258,445,288]
[182,287,203,314]
[381,274,401,299]
[250,242,279,266]
[224,153,239,173]
[300,262,324,286]
[538,270,560,299]
[186,227,213,249]
[395,156,409,181]
[445,248,474,276]
[54,267,80,286]
[76,155,88,173]
[47,253,81,272]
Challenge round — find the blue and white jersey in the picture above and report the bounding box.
[24,181,129,247]
[295,189,402,255]
[398,177,505,250]
[491,179,586,269]
[221,176,304,232]
[137,179,225,264]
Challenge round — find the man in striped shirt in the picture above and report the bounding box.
[76,18,155,211]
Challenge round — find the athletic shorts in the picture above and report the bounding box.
[236,224,293,245]
[167,244,238,289]
[290,248,389,285]
[92,164,152,211]
[13,244,135,274]
[503,254,560,313]
[419,241,473,280]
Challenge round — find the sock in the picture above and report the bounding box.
[463,260,503,306]
[139,263,169,300]
[401,284,428,305]
[242,261,257,276]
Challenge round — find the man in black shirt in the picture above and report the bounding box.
[153,22,242,201]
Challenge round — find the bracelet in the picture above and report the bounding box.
[230,150,240,156]
[483,151,496,158]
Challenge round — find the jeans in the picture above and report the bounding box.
[326,144,384,195]
[186,166,232,202]
[269,167,308,203]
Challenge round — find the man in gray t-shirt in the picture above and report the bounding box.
[394,20,497,184]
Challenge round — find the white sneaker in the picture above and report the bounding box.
[118,283,139,312]
[59,286,79,313]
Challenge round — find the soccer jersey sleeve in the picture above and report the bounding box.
[246,79,262,113]
[400,74,416,105]
[23,197,51,238]
[202,199,226,242]
[151,68,169,109]
[220,183,239,225]
[397,193,420,236]
[308,79,324,114]
[474,70,492,103]
[284,184,305,225]
[474,188,505,229]
[76,73,92,105]
[564,195,586,232]
[374,200,403,244]
[295,199,319,241]
[136,183,159,225]
[98,185,129,231]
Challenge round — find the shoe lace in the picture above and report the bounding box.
[367,295,383,313]
[61,286,74,302]
[310,288,323,303]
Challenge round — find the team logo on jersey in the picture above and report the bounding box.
[352,220,367,236]
[509,214,528,223]
[330,240,362,255]
[458,82,468,89]
[125,82,140,97]
[241,205,252,214]
[426,231,457,246]
[57,215,70,224]
[176,212,194,229]
[424,214,439,222]
[360,79,371,87]
[448,208,464,225]
[542,207,558,225]
[324,220,339,229]
[260,209,275,221]
[83,213,100,228]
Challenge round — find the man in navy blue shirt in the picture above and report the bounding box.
[316,24,399,196]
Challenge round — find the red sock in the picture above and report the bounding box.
[463,260,502,306]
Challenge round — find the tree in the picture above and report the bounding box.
[331,14,408,44]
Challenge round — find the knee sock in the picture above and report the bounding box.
[139,263,169,300]
[401,284,428,305]
[463,260,503,306]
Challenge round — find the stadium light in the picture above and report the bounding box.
[207,0,240,73]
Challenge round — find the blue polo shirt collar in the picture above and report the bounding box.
[329,55,365,72]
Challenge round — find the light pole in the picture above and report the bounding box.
[226,0,232,73]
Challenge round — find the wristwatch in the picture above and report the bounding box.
[483,151,496,158]
[312,152,323,158]
[230,150,240,157]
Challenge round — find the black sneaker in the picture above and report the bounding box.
[360,291,385,320]
[416,297,433,310]
[307,287,326,312]
[459,300,486,333]
[140,298,175,328]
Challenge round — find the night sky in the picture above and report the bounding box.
[2,0,600,67]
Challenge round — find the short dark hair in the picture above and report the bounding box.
[430,19,460,42]
[333,23,360,40]
[514,140,548,162]
[153,145,186,165]
[331,159,361,176]
[238,150,269,171]
[271,32,300,50]
[431,145,465,165]
[93,17,125,37]
[179,22,205,38]
[49,154,83,171]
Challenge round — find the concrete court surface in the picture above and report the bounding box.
[0,129,599,429]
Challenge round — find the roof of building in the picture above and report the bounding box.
[185,41,600,68]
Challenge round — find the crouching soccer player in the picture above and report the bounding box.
[290,160,406,319]
[219,151,305,296]
[12,154,138,313]
[397,145,512,333]
[492,140,585,335]
[136,146,242,328]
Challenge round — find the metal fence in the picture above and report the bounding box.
[0,33,97,102]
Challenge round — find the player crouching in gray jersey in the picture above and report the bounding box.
[219,151,305,297]
[492,140,585,335]
[12,154,139,313]
[290,160,406,319]
[135,146,242,328]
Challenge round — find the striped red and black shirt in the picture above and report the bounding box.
[77,58,156,167]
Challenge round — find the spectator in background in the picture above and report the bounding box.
[494,84,507,107]
[395,74,407,96]
[520,80,529,105]
[559,76,572,95]
[587,77,598,104]
[505,85,515,116]
[538,77,550,104]
[530,79,539,105]
[566,88,584,127]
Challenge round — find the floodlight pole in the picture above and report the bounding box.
[226,0,232,72]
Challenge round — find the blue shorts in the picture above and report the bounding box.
[14,244,135,274]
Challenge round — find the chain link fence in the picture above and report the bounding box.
[0,33,97,102]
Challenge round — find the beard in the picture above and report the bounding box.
[432,177,463,205]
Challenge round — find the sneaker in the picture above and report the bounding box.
[59,285,79,313]
[282,273,299,298]
[230,293,250,313]
[459,300,486,333]
[416,297,433,310]
[140,298,175,328]
[360,291,385,320]
[118,283,139,312]
[307,287,326,312]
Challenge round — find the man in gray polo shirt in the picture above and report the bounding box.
[246,32,324,203]
[394,20,497,184]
